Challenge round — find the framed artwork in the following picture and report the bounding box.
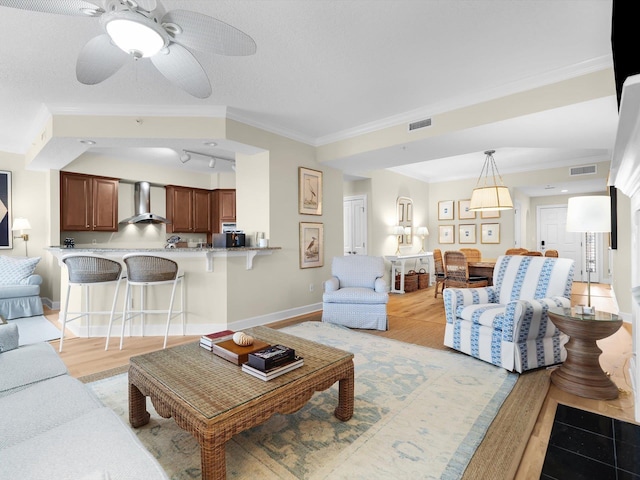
[298,167,323,215]
[458,199,476,220]
[481,223,500,244]
[438,225,455,244]
[458,224,476,244]
[438,200,454,220]
[299,222,324,268]
[0,171,11,249]
[481,209,500,219]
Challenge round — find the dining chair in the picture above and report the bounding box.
[524,251,543,256]
[505,248,528,255]
[443,251,489,289]
[432,249,446,298]
[545,250,559,257]
[459,248,482,262]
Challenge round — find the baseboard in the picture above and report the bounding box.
[57,302,323,338]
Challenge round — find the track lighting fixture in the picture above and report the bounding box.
[178,149,235,170]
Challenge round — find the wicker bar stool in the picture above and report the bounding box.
[60,254,125,352]
[108,254,185,350]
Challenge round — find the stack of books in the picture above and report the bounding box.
[241,345,304,381]
[199,330,235,351]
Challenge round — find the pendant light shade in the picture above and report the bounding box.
[469,150,514,211]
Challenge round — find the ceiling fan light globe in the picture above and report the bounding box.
[104,15,167,58]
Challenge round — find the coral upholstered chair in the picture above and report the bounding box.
[443,255,574,372]
[322,255,389,330]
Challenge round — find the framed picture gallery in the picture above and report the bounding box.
[438,200,454,220]
[458,199,476,220]
[438,225,455,244]
[481,209,500,219]
[458,224,477,244]
[481,223,500,244]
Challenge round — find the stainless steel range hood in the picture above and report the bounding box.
[119,181,170,224]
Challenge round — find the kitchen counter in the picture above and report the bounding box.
[45,245,283,337]
[46,246,280,271]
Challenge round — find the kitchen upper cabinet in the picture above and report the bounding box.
[61,172,119,232]
[212,189,236,233]
[165,185,211,234]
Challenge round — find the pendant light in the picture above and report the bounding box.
[469,150,514,211]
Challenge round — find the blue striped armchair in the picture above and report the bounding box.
[443,255,575,372]
[322,255,389,330]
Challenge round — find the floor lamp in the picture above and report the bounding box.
[566,196,611,313]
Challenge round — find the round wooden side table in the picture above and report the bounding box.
[548,307,622,400]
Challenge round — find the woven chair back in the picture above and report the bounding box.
[443,250,489,288]
[459,248,481,262]
[505,248,528,255]
[443,251,469,285]
[433,249,445,275]
[524,251,543,256]
[123,255,179,283]
[544,250,559,257]
[63,255,122,284]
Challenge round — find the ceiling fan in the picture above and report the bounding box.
[0,0,257,98]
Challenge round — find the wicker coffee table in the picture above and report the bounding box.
[128,325,354,480]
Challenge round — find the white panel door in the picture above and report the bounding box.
[344,195,367,255]
[538,205,585,281]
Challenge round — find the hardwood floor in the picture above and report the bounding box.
[43,281,634,477]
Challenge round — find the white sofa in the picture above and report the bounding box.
[443,255,575,373]
[0,323,168,480]
[0,256,44,319]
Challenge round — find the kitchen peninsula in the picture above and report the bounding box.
[46,246,280,339]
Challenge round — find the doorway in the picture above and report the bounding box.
[537,204,604,283]
[344,195,367,255]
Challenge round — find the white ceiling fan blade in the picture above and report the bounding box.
[162,9,256,56]
[76,34,129,85]
[151,43,212,98]
[0,0,103,16]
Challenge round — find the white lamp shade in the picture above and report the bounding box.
[416,226,429,236]
[469,185,513,211]
[566,196,611,233]
[392,226,405,235]
[11,217,31,231]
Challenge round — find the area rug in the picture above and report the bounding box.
[8,315,61,346]
[87,321,518,479]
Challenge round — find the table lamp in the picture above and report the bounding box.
[11,217,31,256]
[392,225,405,255]
[416,226,429,253]
[565,196,611,313]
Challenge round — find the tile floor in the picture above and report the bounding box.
[541,404,640,479]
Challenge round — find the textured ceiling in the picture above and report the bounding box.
[0,0,617,195]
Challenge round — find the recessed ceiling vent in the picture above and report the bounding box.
[408,118,432,132]
[570,165,597,176]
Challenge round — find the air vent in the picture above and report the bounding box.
[570,165,597,176]
[408,118,432,132]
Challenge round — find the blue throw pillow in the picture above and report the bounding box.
[0,323,19,352]
[0,256,41,285]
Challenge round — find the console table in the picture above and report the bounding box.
[548,307,623,400]
[385,253,433,294]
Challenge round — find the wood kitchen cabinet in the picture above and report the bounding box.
[212,189,236,233]
[60,172,119,231]
[165,185,211,234]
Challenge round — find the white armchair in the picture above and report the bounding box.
[322,255,389,330]
[443,255,575,372]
